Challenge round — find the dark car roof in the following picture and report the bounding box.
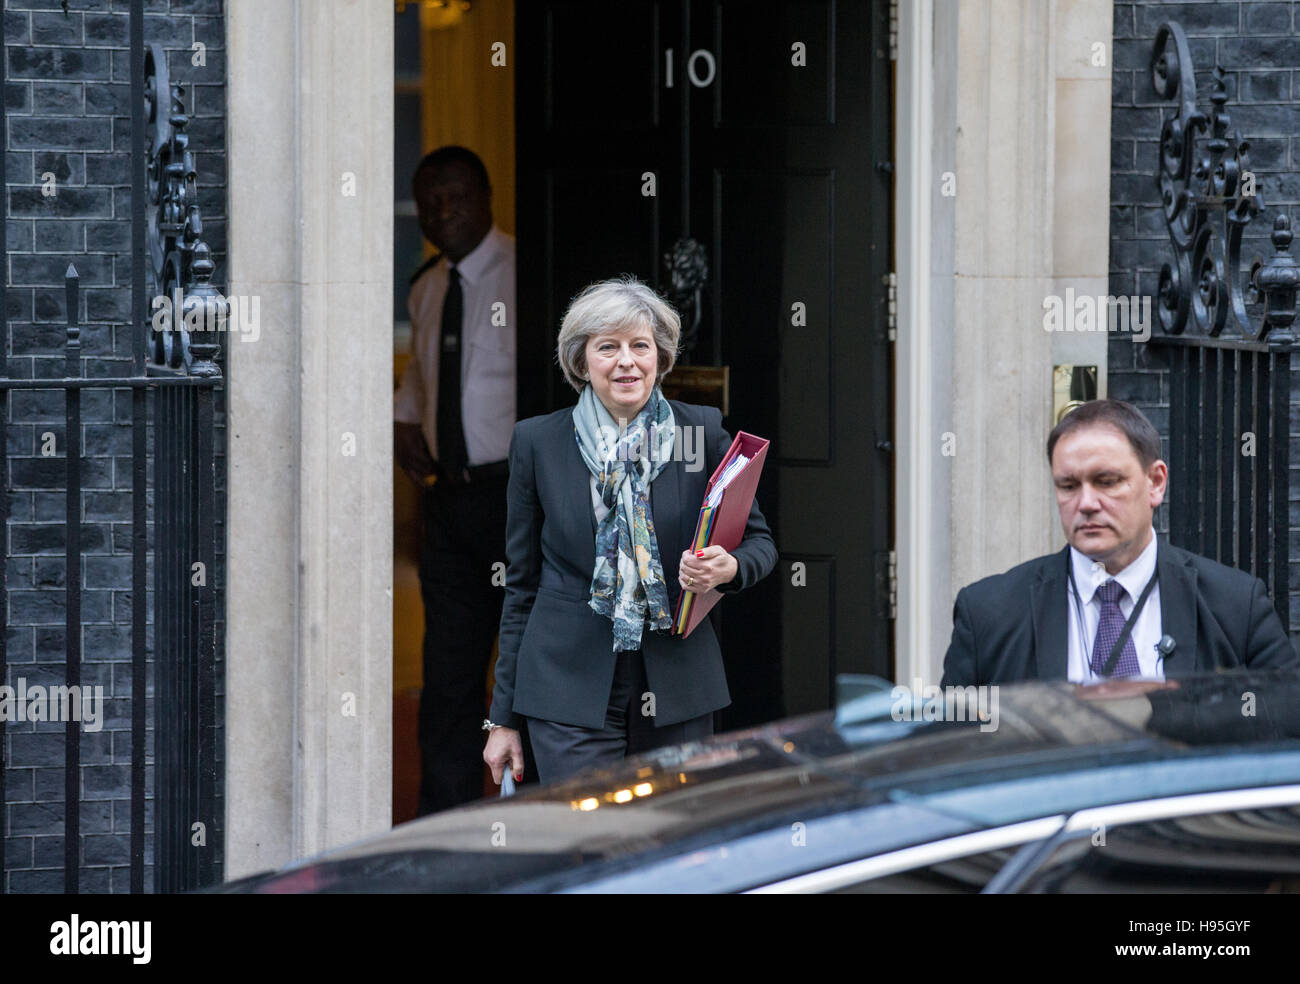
[217,671,1300,893]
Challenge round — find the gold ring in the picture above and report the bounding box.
[687,576,695,586]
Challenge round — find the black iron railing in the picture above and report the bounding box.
[142,36,223,895]
[0,2,223,893]
[1147,22,1300,629]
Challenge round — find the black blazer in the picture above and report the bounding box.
[489,400,778,730]
[941,540,1299,687]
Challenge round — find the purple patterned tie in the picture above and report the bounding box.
[1090,579,1142,678]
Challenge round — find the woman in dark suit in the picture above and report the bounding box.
[482,276,778,785]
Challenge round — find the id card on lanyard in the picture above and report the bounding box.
[1067,554,1159,676]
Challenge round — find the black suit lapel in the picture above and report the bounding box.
[563,424,598,577]
[1031,547,1070,679]
[651,454,683,602]
[1157,541,1200,675]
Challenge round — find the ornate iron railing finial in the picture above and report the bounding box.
[1150,21,1296,344]
[145,43,224,374]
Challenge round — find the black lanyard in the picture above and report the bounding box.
[1066,555,1159,677]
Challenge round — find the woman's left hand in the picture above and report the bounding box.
[679,545,739,593]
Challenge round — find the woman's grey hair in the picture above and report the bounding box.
[556,276,681,393]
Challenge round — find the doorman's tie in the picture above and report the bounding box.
[1090,579,1142,678]
[437,266,468,478]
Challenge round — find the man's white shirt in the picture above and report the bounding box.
[394,226,516,467]
[1066,528,1166,681]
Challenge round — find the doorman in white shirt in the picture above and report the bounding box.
[394,146,518,814]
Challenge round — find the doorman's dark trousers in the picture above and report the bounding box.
[416,474,508,816]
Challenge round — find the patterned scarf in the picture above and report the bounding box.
[573,383,677,652]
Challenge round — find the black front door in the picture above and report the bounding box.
[516,0,894,724]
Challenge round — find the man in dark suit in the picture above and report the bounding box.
[942,400,1298,687]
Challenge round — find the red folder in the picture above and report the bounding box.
[673,431,770,637]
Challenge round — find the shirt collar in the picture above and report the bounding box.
[446,226,503,287]
[1070,527,1158,605]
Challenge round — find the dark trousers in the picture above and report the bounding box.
[416,475,508,816]
[526,648,714,785]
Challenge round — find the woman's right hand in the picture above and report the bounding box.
[484,726,524,785]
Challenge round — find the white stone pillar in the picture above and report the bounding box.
[224,0,394,877]
[1049,0,1115,558]
[895,0,944,687]
[949,0,1058,599]
[896,0,1113,685]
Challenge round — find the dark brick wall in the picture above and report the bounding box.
[1110,0,1300,638]
[3,0,226,893]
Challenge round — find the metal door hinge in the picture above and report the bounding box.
[883,271,897,341]
[875,550,898,620]
[889,0,899,61]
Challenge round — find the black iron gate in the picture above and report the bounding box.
[0,2,223,893]
[1147,22,1300,630]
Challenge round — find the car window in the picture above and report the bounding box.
[1018,805,1300,893]
[827,845,1021,893]
[749,817,1064,894]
